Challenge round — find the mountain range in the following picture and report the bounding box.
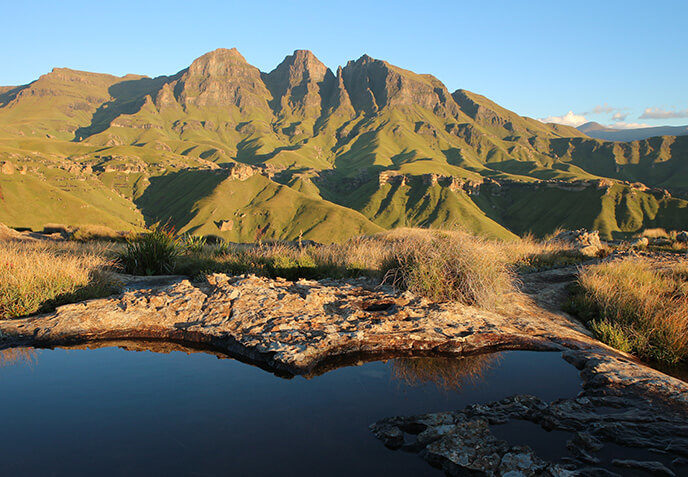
[577,122,688,142]
[1,48,687,241]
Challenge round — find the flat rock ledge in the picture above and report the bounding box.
[0,273,597,375]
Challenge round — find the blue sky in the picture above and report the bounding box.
[3,0,687,128]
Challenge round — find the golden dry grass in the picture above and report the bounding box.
[379,230,516,309]
[174,227,584,309]
[0,240,119,319]
[570,258,688,364]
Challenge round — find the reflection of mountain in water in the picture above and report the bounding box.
[0,347,38,368]
[391,354,500,391]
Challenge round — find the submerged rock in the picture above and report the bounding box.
[371,350,688,476]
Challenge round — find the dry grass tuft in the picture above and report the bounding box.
[640,228,670,239]
[380,230,516,309]
[70,224,127,242]
[0,241,119,319]
[569,258,688,365]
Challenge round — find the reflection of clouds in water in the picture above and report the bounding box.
[0,347,39,368]
[390,353,501,391]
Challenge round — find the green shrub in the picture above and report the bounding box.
[117,224,179,275]
[180,234,207,254]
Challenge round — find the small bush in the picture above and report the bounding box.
[117,224,179,275]
[568,258,688,365]
[381,231,515,309]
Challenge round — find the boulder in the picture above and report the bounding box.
[550,229,603,257]
[676,231,688,243]
[0,161,15,175]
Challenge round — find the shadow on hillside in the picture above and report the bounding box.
[135,169,227,228]
[73,75,173,142]
[0,84,31,107]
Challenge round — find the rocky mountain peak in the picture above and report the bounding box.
[341,54,457,116]
[187,48,250,77]
[264,50,334,118]
[267,50,330,86]
[172,48,271,112]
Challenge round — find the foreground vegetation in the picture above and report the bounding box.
[569,258,688,365]
[5,222,686,370]
[1,225,584,319]
[164,228,584,310]
[0,240,118,319]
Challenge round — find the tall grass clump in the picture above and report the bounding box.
[0,241,117,319]
[117,224,179,275]
[381,230,516,309]
[569,258,688,365]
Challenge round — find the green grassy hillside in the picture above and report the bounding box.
[0,48,686,241]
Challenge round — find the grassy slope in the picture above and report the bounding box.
[348,180,516,240]
[137,172,383,242]
[0,174,142,230]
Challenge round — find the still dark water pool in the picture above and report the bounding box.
[0,345,581,476]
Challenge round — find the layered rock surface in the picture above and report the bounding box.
[0,272,597,374]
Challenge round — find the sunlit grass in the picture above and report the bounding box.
[0,240,119,319]
[569,258,688,365]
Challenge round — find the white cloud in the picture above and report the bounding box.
[585,103,617,115]
[639,107,688,119]
[539,111,588,127]
[611,121,652,129]
[612,112,628,122]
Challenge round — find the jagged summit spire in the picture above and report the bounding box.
[187,48,249,76]
[268,50,329,82]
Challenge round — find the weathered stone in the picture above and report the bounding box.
[550,229,604,257]
[631,237,649,248]
[371,349,688,476]
[0,160,14,175]
[0,272,598,375]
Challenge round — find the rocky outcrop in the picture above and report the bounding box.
[165,48,273,114]
[371,349,688,476]
[0,272,599,375]
[0,160,15,174]
[550,229,604,257]
[341,55,459,116]
[263,50,335,119]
